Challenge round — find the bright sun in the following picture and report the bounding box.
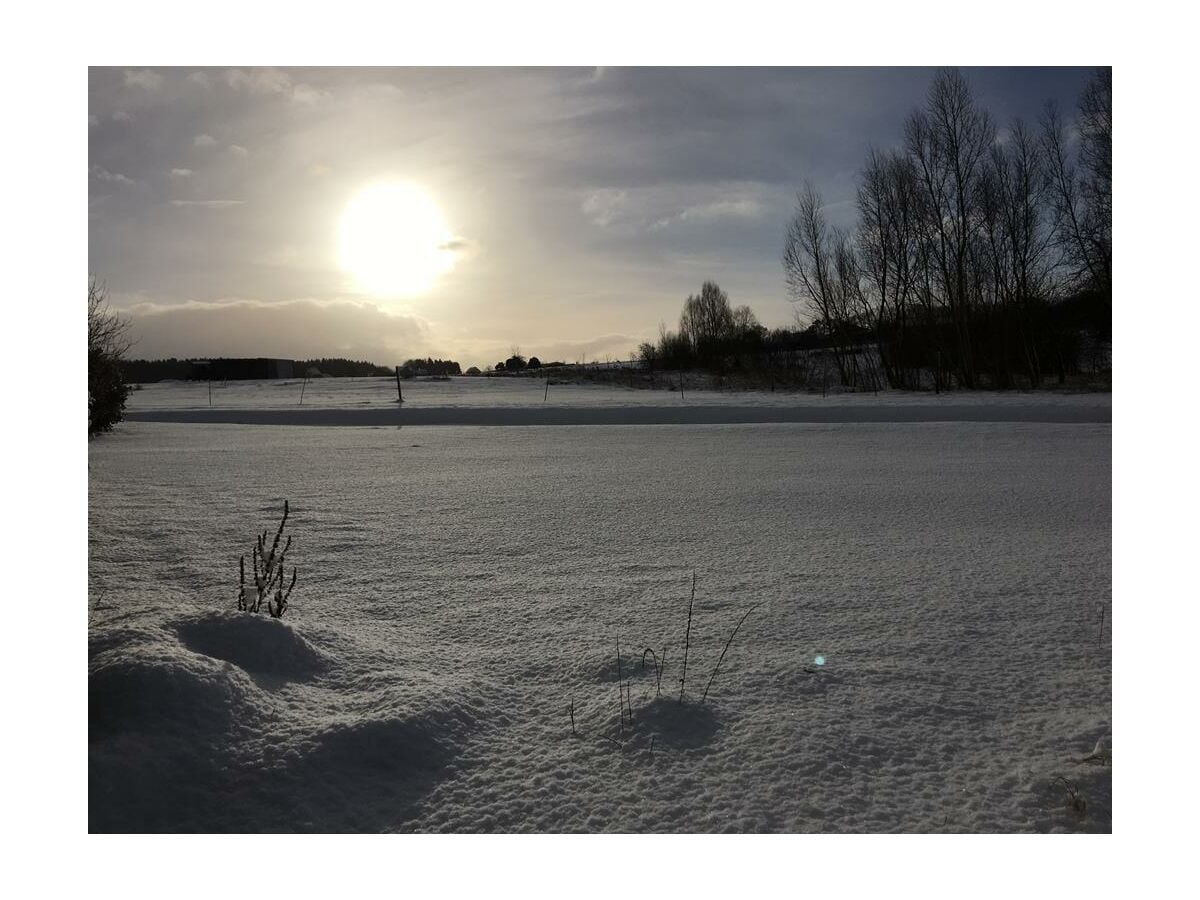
[338,182,456,297]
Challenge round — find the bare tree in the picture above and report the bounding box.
[1041,69,1111,302]
[731,304,762,339]
[1078,67,1112,239]
[783,182,855,383]
[88,276,133,360]
[679,281,735,357]
[903,68,996,389]
[858,149,923,388]
[977,120,1060,386]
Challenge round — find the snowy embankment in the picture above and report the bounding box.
[126,404,1109,426]
[89,419,1111,832]
[124,375,1111,425]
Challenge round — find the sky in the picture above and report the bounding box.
[88,67,1094,369]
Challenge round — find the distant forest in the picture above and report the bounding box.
[120,356,471,383]
[121,357,394,382]
[398,358,462,377]
[643,67,1111,391]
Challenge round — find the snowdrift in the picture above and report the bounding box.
[89,609,483,832]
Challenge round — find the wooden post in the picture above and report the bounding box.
[299,373,308,406]
[395,366,403,403]
[544,378,549,401]
[208,377,212,407]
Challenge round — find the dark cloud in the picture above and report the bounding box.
[125,299,431,361]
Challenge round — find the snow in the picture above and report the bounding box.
[90,407,1110,832]
[88,412,1108,835]
[126,374,1112,413]
[124,376,1111,426]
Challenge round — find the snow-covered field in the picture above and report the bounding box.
[126,374,1113,412]
[90,382,1111,832]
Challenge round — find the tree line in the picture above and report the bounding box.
[120,356,398,382]
[636,68,1110,391]
[399,358,462,377]
[783,67,1110,390]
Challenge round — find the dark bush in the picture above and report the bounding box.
[88,278,132,437]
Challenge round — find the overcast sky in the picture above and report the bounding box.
[89,67,1093,368]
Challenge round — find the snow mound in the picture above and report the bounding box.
[90,645,264,737]
[298,707,472,776]
[175,611,329,679]
[628,697,721,750]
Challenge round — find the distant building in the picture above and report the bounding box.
[190,358,295,380]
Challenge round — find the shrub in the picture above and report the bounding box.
[237,501,298,618]
[88,277,133,437]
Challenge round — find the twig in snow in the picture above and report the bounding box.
[616,639,625,732]
[1051,776,1088,816]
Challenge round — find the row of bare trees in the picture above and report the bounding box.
[785,67,1111,390]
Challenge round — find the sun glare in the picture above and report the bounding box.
[338,182,456,297]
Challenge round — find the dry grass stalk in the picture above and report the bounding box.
[678,571,696,703]
[701,603,762,702]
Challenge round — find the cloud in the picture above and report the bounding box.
[193,133,217,147]
[169,168,194,178]
[291,83,327,106]
[169,200,244,208]
[124,69,163,91]
[90,166,135,187]
[88,114,98,127]
[225,68,292,95]
[123,298,432,361]
[223,68,326,105]
[187,71,211,88]
[581,189,629,227]
[228,144,250,157]
[112,110,134,123]
[583,183,773,231]
[676,196,766,224]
